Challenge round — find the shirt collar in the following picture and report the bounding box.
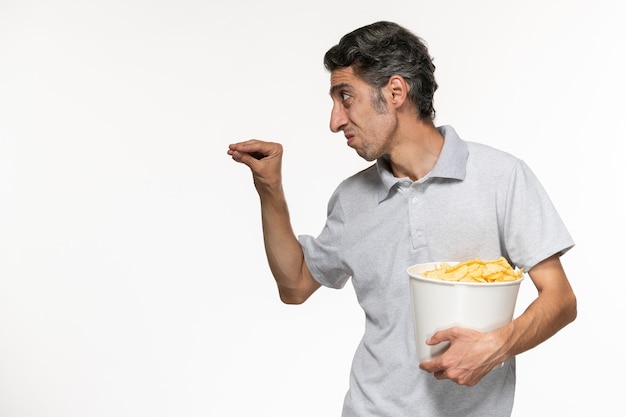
[375,125,469,202]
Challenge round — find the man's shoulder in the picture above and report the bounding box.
[440,125,519,164]
[340,163,379,187]
[466,140,517,158]
[328,163,382,207]
[465,140,521,170]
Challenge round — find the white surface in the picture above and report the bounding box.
[408,262,522,361]
[0,1,623,416]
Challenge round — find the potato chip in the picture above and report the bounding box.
[422,257,523,283]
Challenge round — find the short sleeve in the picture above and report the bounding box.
[503,160,574,271]
[298,187,352,289]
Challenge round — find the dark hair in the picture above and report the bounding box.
[324,21,438,121]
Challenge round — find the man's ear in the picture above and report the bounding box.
[387,75,408,108]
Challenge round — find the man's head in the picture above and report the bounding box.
[324,21,438,122]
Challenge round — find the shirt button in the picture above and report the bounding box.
[411,197,419,204]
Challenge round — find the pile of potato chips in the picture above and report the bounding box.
[422,257,523,283]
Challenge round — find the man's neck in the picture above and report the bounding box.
[388,121,444,181]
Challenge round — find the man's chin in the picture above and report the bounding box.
[356,150,378,162]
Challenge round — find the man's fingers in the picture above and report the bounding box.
[227,141,268,166]
[229,149,261,168]
[228,140,281,159]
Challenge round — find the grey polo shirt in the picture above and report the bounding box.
[298,125,574,417]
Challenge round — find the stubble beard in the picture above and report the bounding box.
[355,89,397,162]
[357,120,397,162]
[356,144,381,162]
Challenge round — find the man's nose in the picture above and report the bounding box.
[329,104,348,133]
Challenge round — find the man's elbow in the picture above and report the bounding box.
[565,292,578,324]
[278,288,311,305]
[277,281,319,305]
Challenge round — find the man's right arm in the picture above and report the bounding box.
[228,140,321,304]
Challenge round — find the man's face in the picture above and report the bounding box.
[329,67,397,161]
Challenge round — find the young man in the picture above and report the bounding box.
[227,21,576,417]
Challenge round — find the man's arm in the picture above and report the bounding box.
[228,140,321,304]
[495,254,577,355]
[419,254,577,386]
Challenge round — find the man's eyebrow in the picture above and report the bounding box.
[329,82,352,96]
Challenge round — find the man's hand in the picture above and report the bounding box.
[228,140,284,192]
[418,326,507,387]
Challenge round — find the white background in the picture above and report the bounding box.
[0,0,623,416]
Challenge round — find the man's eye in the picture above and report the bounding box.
[341,92,350,101]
